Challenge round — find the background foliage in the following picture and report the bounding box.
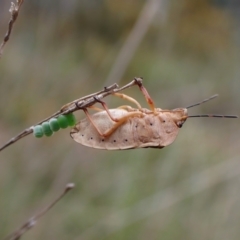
[0,0,239,239]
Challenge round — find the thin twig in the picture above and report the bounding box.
[0,0,24,57]
[0,78,143,152]
[3,183,75,240]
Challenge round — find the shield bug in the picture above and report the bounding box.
[70,78,238,150]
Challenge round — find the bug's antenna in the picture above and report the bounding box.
[188,114,238,118]
[186,94,218,109]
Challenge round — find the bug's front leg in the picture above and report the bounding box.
[112,93,142,110]
[134,77,156,113]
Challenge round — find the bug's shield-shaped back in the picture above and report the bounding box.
[134,108,187,148]
[70,108,187,150]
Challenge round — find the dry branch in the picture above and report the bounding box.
[0,0,24,57]
[3,183,75,240]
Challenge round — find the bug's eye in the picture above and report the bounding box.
[176,121,184,128]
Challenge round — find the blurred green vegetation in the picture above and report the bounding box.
[0,0,239,239]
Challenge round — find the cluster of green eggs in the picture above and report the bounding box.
[33,113,76,138]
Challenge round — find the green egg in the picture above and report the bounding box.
[49,118,60,132]
[42,122,53,137]
[65,113,76,126]
[57,115,68,129]
[33,125,44,138]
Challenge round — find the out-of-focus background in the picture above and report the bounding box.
[0,0,239,239]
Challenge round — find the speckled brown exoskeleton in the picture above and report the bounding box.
[70,78,237,150]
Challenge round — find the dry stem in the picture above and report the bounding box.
[0,0,24,57]
[3,183,75,240]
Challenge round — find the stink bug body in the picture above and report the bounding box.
[70,78,237,150]
[70,107,186,150]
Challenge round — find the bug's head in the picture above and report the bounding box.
[170,108,188,128]
[169,94,239,128]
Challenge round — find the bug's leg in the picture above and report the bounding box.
[83,108,143,138]
[88,105,104,112]
[134,77,156,113]
[112,93,142,110]
[93,96,120,122]
[116,105,136,111]
[83,108,105,136]
[102,111,144,137]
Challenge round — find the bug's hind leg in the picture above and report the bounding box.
[83,108,143,138]
[134,77,156,113]
[101,112,143,137]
